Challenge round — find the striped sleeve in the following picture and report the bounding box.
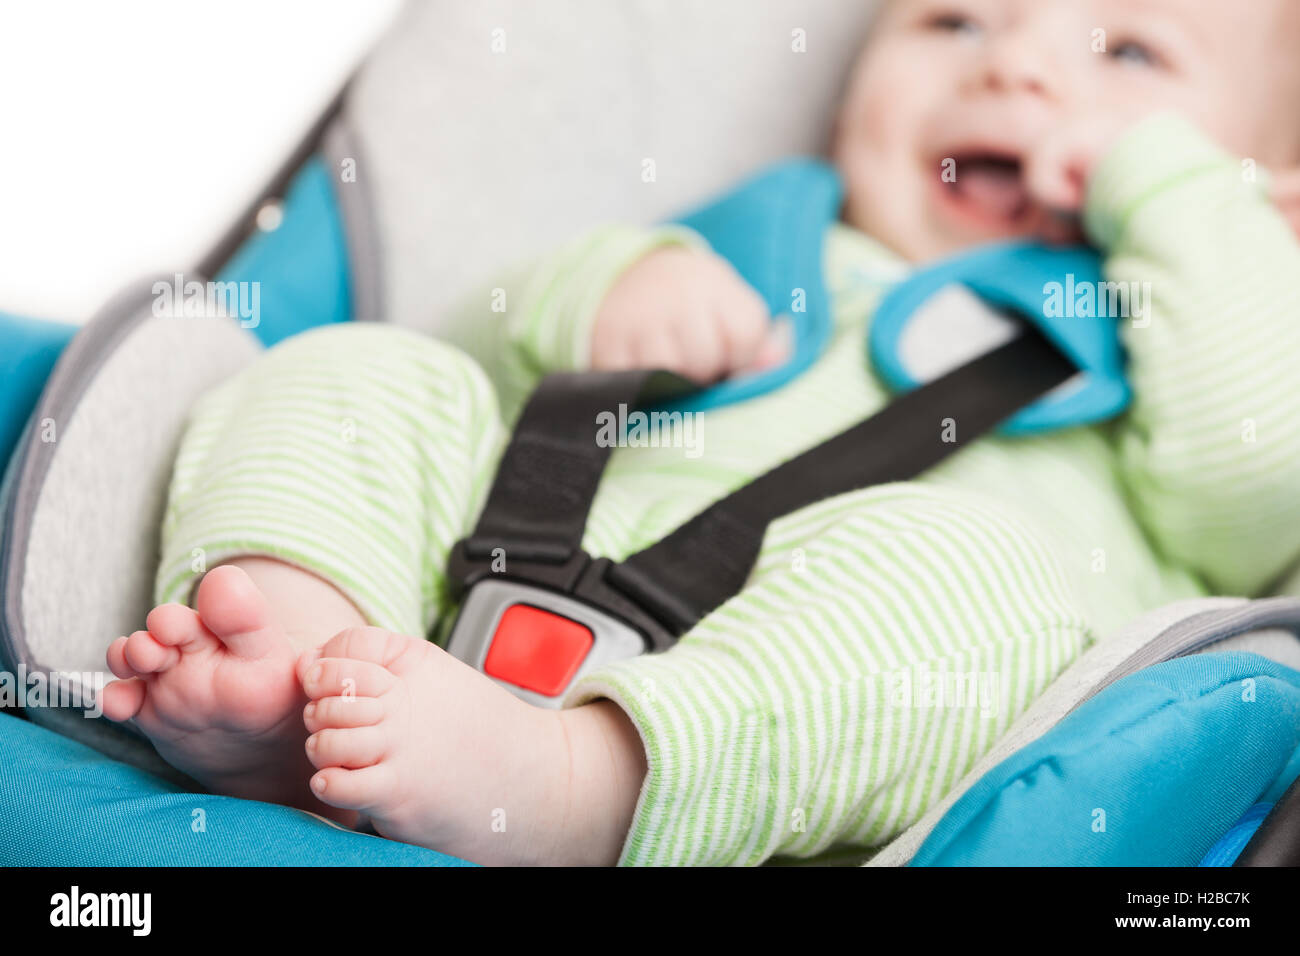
[440,224,708,424]
[1085,112,1300,595]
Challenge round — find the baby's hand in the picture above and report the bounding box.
[590,246,790,384]
[1024,110,1151,226]
[1028,113,1300,244]
[1269,168,1300,241]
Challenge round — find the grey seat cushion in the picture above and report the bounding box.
[1,281,261,778]
[345,0,881,331]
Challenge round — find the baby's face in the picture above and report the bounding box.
[835,0,1300,261]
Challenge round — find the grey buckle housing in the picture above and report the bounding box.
[443,579,648,709]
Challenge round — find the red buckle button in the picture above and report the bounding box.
[483,604,594,697]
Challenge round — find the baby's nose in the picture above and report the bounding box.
[975,27,1055,98]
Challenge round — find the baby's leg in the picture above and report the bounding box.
[552,483,1094,865]
[102,324,509,819]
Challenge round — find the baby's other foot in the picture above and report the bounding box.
[299,627,585,865]
[102,565,347,819]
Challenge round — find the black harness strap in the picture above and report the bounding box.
[607,325,1076,633]
[452,322,1077,646]
[462,369,695,564]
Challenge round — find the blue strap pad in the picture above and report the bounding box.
[870,242,1131,435]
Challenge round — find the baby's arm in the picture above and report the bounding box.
[438,225,700,424]
[440,226,783,426]
[1075,113,1300,596]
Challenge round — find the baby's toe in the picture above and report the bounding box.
[193,566,283,660]
[301,657,397,701]
[122,629,180,674]
[303,695,385,733]
[145,603,217,653]
[106,636,139,679]
[309,764,397,811]
[101,677,147,721]
[306,725,388,770]
[318,626,413,669]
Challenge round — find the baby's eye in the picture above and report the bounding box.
[1108,39,1162,68]
[924,10,983,37]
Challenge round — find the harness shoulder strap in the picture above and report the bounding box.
[450,322,1076,647]
[460,369,692,565]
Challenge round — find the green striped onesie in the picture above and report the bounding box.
[155,113,1300,865]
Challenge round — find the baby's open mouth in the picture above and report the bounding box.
[936,150,1035,230]
[955,153,1028,216]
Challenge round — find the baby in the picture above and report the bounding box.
[102,0,1300,866]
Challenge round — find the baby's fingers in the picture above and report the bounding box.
[632,327,691,377]
[665,309,732,383]
[715,285,774,373]
[738,318,794,376]
[1024,135,1091,215]
[1269,168,1300,241]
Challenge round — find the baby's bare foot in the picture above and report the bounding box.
[102,565,348,820]
[297,627,642,865]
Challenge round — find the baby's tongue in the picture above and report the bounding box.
[958,160,1027,219]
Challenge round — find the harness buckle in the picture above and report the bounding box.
[443,539,673,708]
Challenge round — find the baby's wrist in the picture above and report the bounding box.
[1083,111,1238,248]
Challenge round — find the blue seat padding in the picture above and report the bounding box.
[1197,802,1273,867]
[911,652,1300,866]
[0,312,77,470]
[1198,739,1300,865]
[0,713,474,866]
[217,156,354,347]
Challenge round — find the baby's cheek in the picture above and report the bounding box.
[841,52,912,148]
[834,120,919,248]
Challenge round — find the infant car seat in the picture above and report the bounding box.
[3,0,1299,866]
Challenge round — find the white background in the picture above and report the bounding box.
[0,0,401,323]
